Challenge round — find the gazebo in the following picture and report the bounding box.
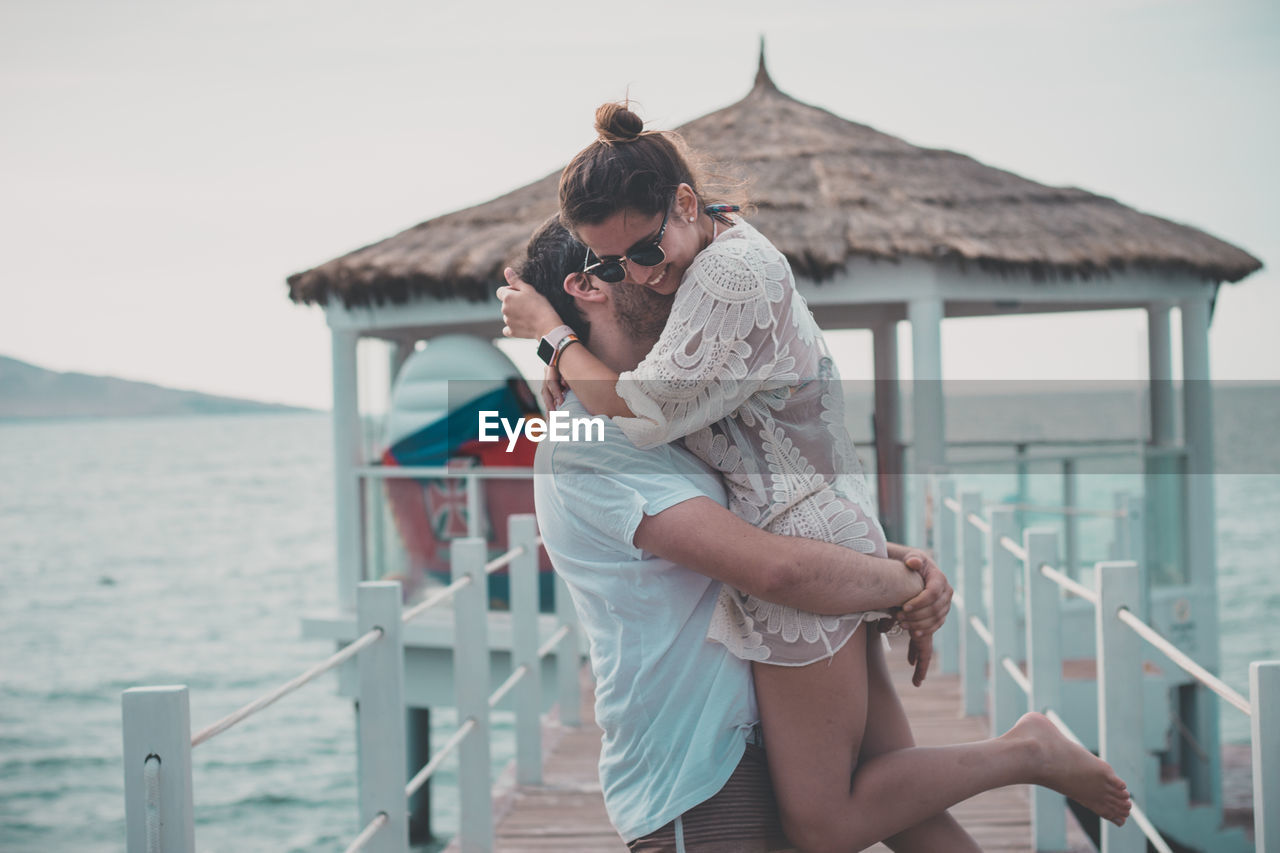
[289,52,1261,845]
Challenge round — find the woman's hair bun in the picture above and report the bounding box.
[594,102,644,144]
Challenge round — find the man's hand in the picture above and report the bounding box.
[907,633,934,687]
[898,550,952,639]
[498,268,563,340]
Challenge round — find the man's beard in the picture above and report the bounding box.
[610,283,676,351]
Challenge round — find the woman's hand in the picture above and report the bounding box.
[898,550,952,639]
[541,362,570,412]
[907,633,934,687]
[498,268,564,340]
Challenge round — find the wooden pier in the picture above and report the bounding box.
[478,635,1096,853]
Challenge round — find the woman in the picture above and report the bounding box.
[500,103,1130,852]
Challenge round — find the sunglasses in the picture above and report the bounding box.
[582,206,669,284]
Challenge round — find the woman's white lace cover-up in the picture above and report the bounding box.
[615,219,890,666]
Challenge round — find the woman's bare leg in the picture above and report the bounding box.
[754,629,1131,853]
[859,633,979,853]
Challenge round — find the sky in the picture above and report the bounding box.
[2,0,1276,409]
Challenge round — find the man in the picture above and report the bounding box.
[500,218,953,852]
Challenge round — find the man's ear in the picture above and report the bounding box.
[564,271,606,303]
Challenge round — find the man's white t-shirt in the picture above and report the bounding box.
[534,396,758,842]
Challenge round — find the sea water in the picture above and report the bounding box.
[1,391,1277,851]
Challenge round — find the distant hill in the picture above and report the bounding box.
[0,355,316,419]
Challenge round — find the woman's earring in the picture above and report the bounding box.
[688,217,695,223]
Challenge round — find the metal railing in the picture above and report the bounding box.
[935,477,1279,853]
[121,514,581,853]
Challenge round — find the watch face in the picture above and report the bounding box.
[537,337,555,365]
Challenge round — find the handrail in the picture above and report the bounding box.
[1117,607,1252,716]
[405,718,478,799]
[343,812,389,853]
[191,626,384,747]
[402,575,473,623]
[943,497,962,514]
[966,512,991,535]
[1038,564,1099,606]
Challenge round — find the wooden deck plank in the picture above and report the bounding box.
[487,636,1096,852]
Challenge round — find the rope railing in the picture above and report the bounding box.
[343,812,389,853]
[1000,656,1030,696]
[405,718,478,800]
[992,502,1128,519]
[969,615,993,649]
[1117,607,1252,716]
[121,514,582,853]
[485,544,527,576]
[191,626,384,747]
[401,574,473,623]
[1038,563,1099,606]
[997,534,1027,562]
[934,477,1280,853]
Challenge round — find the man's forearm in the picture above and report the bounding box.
[633,497,922,614]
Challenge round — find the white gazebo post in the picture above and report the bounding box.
[1179,293,1222,806]
[1145,302,1177,610]
[332,327,365,610]
[908,298,946,548]
[873,320,905,543]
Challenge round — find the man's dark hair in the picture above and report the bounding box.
[518,214,591,344]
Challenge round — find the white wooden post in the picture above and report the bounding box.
[1061,459,1078,579]
[508,514,543,785]
[1095,561,1144,853]
[959,490,987,717]
[989,507,1022,737]
[555,572,582,727]
[1025,529,1066,851]
[1181,295,1222,805]
[908,296,946,548]
[1251,661,1280,853]
[332,328,364,610]
[872,320,905,544]
[356,581,408,853]
[122,685,196,853]
[452,538,493,852]
[936,476,959,675]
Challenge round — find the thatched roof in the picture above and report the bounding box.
[288,54,1262,308]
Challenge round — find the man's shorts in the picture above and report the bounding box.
[626,742,793,853]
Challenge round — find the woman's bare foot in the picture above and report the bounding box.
[1009,712,1132,825]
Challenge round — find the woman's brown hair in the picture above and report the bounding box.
[558,101,744,233]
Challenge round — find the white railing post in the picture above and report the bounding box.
[122,685,196,853]
[452,538,494,852]
[1095,561,1145,853]
[1121,493,1147,620]
[989,507,1022,737]
[1252,660,1280,853]
[555,572,582,726]
[508,514,543,786]
[1061,458,1079,579]
[960,490,987,717]
[935,476,959,674]
[1025,529,1066,851]
[1109,491,1129,562]
[356,581,409,853]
